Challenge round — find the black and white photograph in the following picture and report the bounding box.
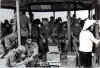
[0,0,100,68]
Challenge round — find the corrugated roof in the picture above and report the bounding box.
[1,0,96,11]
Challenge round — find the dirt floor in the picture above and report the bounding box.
[0,52,100,68]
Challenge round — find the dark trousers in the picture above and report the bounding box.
[21,36,27,45]
[79,51,92,67]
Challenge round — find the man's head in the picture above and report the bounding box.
[93,15,96,20]
[26,38,32,44]
[16,45,26,54]
[42,18,48,25]
[50,16,55,21]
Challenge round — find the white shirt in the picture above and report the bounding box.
[79,30,99,52]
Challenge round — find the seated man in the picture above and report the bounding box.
[6,38,39,67]
[6,45,26,67]
[25,38,39,67]
[5,32,17,50]
[1,19,18,58]
[1,32,18,58]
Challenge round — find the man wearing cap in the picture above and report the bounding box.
[6,39,39,67]
[24,38,38,67]
[6,45,26,67]
[79,16,100,68]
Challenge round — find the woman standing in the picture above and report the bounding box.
[79,16,100,68]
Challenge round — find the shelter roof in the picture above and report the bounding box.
[1,0,96,11]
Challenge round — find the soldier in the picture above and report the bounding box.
[25,38,39,67]
[6,38,39,67]
[6,45,26,67]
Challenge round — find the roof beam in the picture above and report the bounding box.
[1,0,95,11]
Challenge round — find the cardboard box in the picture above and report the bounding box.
[47,52,60,66]
[48,46,59,52]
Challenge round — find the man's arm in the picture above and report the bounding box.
[18,42,39,64]
[30,42,39,58]
[90,32,100,47]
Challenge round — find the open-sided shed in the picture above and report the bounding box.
[0,0,99,48]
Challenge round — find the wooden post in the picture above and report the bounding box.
[74,11,76,18]
[95,0,100,38]
[53,11,55,19]
[74,2,77,18]
[88,10,93,20]
[88,10,91,19]
[0,0,1,8]
[33,13,34,20]
[16,0,21,46]
[90,10,93,20]
[67,11,71,51]
[0,0,1,39]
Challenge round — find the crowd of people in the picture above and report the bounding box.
[1,11,100,68]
